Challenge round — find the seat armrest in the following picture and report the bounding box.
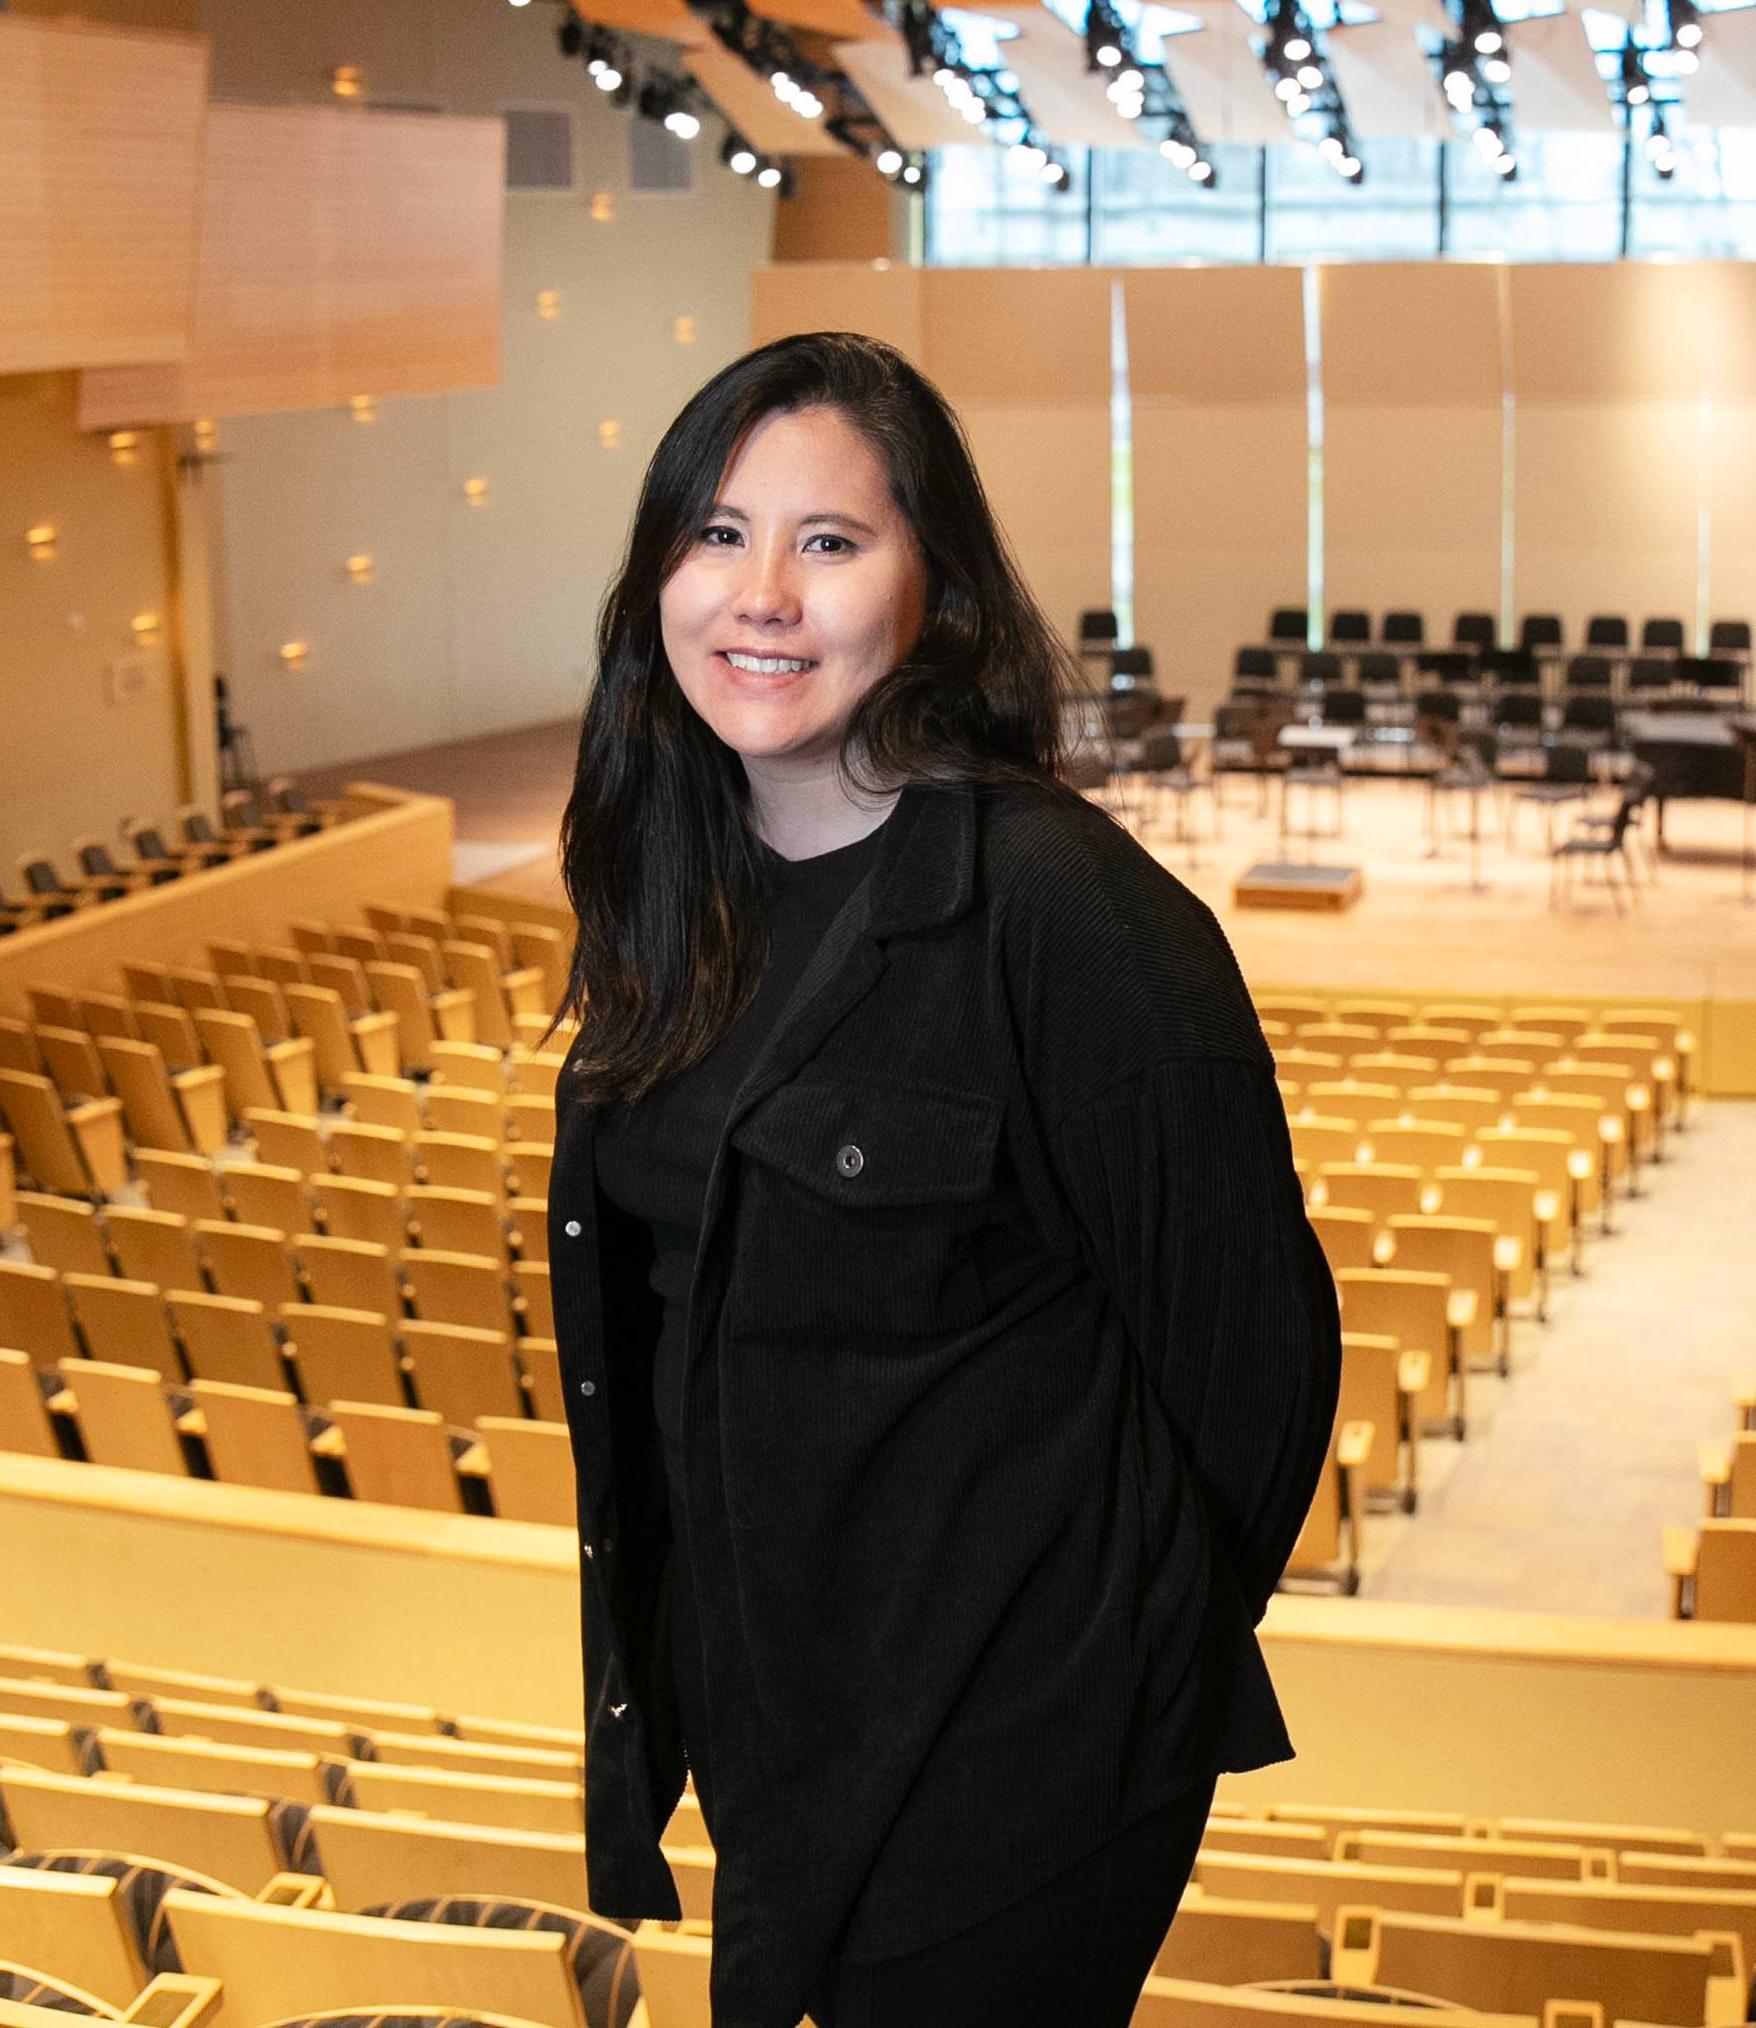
[1397,1350,1431,1399]
[1446,1288,1478,1329]
[1337,1419,1374,1470]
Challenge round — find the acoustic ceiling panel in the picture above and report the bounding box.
[1678,2,1756,128]
[1325,20,1447,139]
[833,38,1004,148]
[1506,12,1618,132]
[1158,5,1297,147]
[683,42,854,151]
[567,0,710,46]
[749,0,893,37]
[978,6,1160,147]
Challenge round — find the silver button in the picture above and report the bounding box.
[609,1701,627,1719]
[835,1143,864,1178]
[579,1380,595,1397]
[582,1543,594,1560]
[564,1219,582,1238]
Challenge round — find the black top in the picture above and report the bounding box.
[594,813,892,1453]
[549,777,1341,2028]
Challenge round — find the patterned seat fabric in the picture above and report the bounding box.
[358,1896,640,2028]
[2,1851,231,1972]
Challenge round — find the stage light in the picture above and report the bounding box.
[757,163,782,186]
[1287,90,1311,113]
[1117,66,1142,89]
[1298,62,1323,86]
[1319,133,1344,158]
[1622,41,1650,104]
[961,96,986,121]
[1482,55,1511,82]
[1285,34,1311,59]
[26,524,57,562]
[665,109,700,137]
[877,146,904,173]
[1474,26,1502,52]
[1095,42,1122,65]
[1494,151,1516,175]
[1473,121,1503,152]
[1340,154,1362,177]
[595,66,621,91]
[1672,0,1702,47]
[1275,74,1300,99]
[1190,158,1214,180]
[1675,47,1699,71]
[902,162,922,183]
[1161,138,1196,166]
[723,133,758,173]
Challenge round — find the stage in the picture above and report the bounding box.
[300,721,1756,1090]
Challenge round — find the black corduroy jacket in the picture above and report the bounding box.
[548,774,1341,2028]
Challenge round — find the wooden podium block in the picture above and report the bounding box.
[1234,862,1364,912]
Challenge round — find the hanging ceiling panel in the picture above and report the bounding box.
[749,0,894,37]
[683,41,856,150]
[1678,2,1756,126]
[1325,19,1448,137]
[1157,4,1298,145]
[976,5,1162,146]
[1507,11,1619,131]
[834,38,1006,146]
[567,0,711,47]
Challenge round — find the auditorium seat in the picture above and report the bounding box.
[284,984,401,1093]
[0,1260,85,1369]
[0,1068,128,1198]
[1326,1902,1737,2023]
[278,1306,404,1410]
[1701,1432,1756,1519]
[186,1380,325,1497]
[311,1176,407,1250]
[305,1805,589,1914]
[197,1222,302,1309]
[327,1122,413,1190]
[1668,1518,1756,1622]
[241,1110,329,1178]
[475,1418,573,1526]
[405,1185,508,1263]
[224,1163,312,1233]
[1306,1206,1376,1273]
[1132,1981,1533,2028]
[1382,1215,1507,1372]
[1194,1848,1467,1928]
[160,1890,610,2028]
[1335,1829,1609,1880]
[17,1192,112,1277]
[93,1727,332,1809]
[399,1320,523,1427]
[292,1236,404,1315]
[169,1292,286,1391]
[1337,1330,1425,1510]
[1284,1414,1372,1593]
[0,1348,61,1459]
[328,1401,470,1513]
[1334,1270,1467,1437]
[1153,1891,1326,1982]
[57,1360,187,1475]
[196,1009,319,1120]
[367,1727,579,1783]
[0,1762,290,1893]
[106,1208,206,1290]
[63,1274,184,1375]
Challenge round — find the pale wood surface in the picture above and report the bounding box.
[0,15,207,375]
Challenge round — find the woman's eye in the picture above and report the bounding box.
[700,524,740,546]
[806,534,854,555]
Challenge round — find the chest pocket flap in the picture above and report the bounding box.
[730,1077,1001,1208]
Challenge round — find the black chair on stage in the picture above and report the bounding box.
[1642,616,1686,654]
[1213,695,1292,814]
[1520,613,1564,656]
[1454,611,1497,651]
[1559,692,1617,749]
[1512,740,1593,851]
[1413,687,1463,772]
[1357,650,1403,700]
[1563,654,1614,694]
[1300,650,1345,691]
[1383,611,1425,648]
[1678,655,1745,703]
[1421,651,1479,691]
[1709,618,1751,660]
[1319,685,1367,728]
[1268,606,1308,646]
[1329,609,1371,645]
[1493,689,1546,756]
[1550,764,1652,914]
[1585,615,1630,651]
[1233,646,1279,694]
[1480,646,1540,690]
[1078,608,1118,685]
[1627,655,1676,697]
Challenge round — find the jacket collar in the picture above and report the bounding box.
[863,777,979,943]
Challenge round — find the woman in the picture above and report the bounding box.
[549,331,1340,2028]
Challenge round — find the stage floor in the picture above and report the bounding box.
[306,720,1756,1005]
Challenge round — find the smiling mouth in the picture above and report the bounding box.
[719,651,818,676]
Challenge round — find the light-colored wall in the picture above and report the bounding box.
[196,0,776,775]
[0,374,186,877]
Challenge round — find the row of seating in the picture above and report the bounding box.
[0,783,344,938]
[1256,605,1754,660]
[1237,648,1749,709]
[4,1629,1756,2027]
[1668,1383,1756,1623]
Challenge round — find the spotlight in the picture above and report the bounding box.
[1474,26,1502,52]
[960,96,986,122]
[1095,42,1122,65]
[1473,121,1503,153]
[1444,62,1474,95]
[1285,34,1311,59]
[757,163,782,187]
[1043,159,1070,186]
[1676,47,1699,71]
[722,133,758,173]
[1275,74,1301,99]
[1339,154,1362,177]
[901,162,922,183]
[1287,90,1311,113]
[1297,62,1323,86]
[595,66,621,91]
[1494,151,1517,175]
[665,110,700,138]
[1189,157,1214,180]
[1319,133,1343,157]
[1161,138,1196,166]
[876,146,904,174]
[1622,41,1650,104]
[1672,0,1702,46]
[1117,66,1143,89]
[1482,55,1511,82]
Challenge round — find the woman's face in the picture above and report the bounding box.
[659,405,929,777]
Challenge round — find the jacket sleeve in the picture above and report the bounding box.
[1049,1052,1342,1622]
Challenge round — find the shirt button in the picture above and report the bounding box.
[835,1143,864,1178]
[579,1380,596,1397]
[564,1219,582,1238]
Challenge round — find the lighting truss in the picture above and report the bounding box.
[1081,0,1218,187]
[1432,0,1517,180]
[894,0,1077,191]
[1260,0,1363,181]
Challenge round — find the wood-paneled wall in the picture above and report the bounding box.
[0,14,208,376]
[78,103,505,429]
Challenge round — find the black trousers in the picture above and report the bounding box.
[801,1780,1216,2028]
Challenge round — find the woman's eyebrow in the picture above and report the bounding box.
[707,503,880,536]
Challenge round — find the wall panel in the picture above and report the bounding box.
[1127,268,1307,711]
[0,15,207,375]
[1321,266,1505,630]
[79,103,504,428]
[751,263,925,359]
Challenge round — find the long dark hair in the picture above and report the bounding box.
[557,329,1082,1106]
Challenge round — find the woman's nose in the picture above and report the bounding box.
[733,546,802,627]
